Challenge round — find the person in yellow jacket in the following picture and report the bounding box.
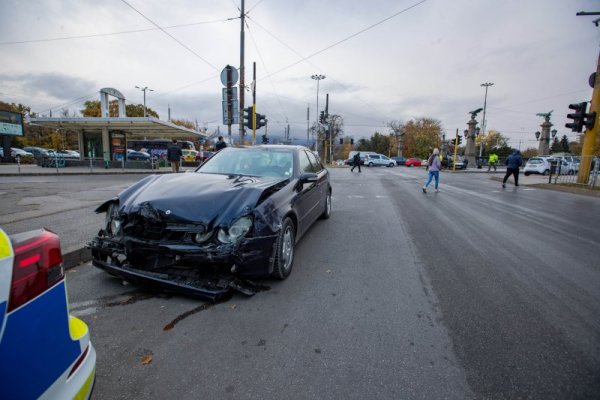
[488,152,499,172]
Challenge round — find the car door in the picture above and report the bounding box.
[294,150,321,237]
[305,150,329,223]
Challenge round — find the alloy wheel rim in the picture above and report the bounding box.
[282,228,293,270]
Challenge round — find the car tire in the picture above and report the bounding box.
[388,163,394,167]
[524,172,530,176]
[368,162,374,167]
[271,217,295,280]
[543,170,549,176]
[407,164,412,167]
[320,189,331,220]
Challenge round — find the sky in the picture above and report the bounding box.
[1,0,599,149]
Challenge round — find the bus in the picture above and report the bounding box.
[127,139,195,159]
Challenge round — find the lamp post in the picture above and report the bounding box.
[311,74,325,153]
[135,85,154,117]
[480,82,494,158]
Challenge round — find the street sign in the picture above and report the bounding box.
[222,100,239,125]
[220,65,239,86]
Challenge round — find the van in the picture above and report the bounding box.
[348,151,377,165]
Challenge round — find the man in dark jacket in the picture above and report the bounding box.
[215,136,227,151]
[167,139,183,173]
[350,152,361,173]
[502,150,523,188]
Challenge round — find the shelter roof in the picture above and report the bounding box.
[29,117,206,138]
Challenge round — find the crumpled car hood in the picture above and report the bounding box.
[109,172,287,226]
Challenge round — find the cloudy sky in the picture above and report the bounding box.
[1,0,599,148]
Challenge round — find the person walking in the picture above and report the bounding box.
[422,148,442,193]
[167,139,183,173]
[488,152,498,172]
[350,152,361,173]
[502,149,523,188]
[215,136,227,151]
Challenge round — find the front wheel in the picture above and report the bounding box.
[368,162,374,167]
[524,172,530,176]
[271,217,295,280]
[388,163,394,167]
[542,170,549,176]
[320,190,331,220]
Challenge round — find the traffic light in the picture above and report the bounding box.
[256,113,267,129]
[339,138,343,145]
[319,111,325,124]
[261,134,269,144]
[243,107,253,129]
[458,136,462,145]
[350,138,354,145]
[584,110,597,131]
[565,102,587,132]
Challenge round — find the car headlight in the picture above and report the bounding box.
[105,202,121,236]
[218,216,253,243]
[110,219,122,236]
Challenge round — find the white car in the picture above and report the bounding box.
[364,153,395,167]
[524,157,552,176]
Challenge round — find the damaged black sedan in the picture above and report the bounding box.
[89,145,331,301]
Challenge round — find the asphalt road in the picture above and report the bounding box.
[2,167,599,399]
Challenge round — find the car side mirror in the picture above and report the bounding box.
[298,172,318,184]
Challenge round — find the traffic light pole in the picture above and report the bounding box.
[578,50,599,184]
[453,129,459,172]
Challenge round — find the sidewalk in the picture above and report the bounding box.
[0,163,195,176]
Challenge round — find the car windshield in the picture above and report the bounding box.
[197,148,294,178]
[528,158,543,164]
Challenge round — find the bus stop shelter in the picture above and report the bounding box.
[29,116,207,162]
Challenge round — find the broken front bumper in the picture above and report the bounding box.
[88,233,278,301]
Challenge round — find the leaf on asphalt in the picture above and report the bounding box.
[230,304,237,310]
[326,269,331,273]
[141,355,153,365]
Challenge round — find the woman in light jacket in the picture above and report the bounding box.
[422,148,442,193]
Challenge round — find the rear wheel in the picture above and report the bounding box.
[388,163,394,167]
[271,217,295,280]
[542,170,549,176]
[524,172,530,176]
[368,162,374,167]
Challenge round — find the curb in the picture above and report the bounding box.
[62,245,92,270]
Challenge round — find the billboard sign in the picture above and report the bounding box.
[0,110,24,136]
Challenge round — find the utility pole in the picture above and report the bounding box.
[306,104,310,148]
[239,0,245,144]
[578,49,600,184]
[135,85,153,117]
[480,82,494,158]
[252,61,256,145]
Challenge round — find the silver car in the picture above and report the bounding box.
[364,153,395,167]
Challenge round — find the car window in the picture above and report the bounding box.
[299,150,315,173]
[199,148,294,178]
[305,150,323,172]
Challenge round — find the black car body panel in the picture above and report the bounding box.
[88,146,331,300]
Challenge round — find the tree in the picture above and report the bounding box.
[478,129,509,154]
[559,135,570,153]
[80,100,159,118]
[402,117,442,158]
[316,114,344,163]
[521,147,537,159]
[550,136,560,153]
[170,118,195,130]
[387,120,405,157]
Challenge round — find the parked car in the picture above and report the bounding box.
[89,145,332,301]
[391,156,406,166]
[442,155,466,170]
[22,146,50,159]
[523,157,553,176]
[55,149,80,159]
[0,228,96,399]
[127,150,152,161]
[0,148,34,161]
[364,153,395,167]
[405,157,422,167]
[181,149,199,162]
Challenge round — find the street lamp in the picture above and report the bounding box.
[311,74,325,152]
[135,85,154,117]
[480,82,494,157]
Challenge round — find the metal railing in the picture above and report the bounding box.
[549,156,599,189]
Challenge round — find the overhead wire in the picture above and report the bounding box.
[257,0,427,81]
[120,0,219,71]
[0,18,236,45]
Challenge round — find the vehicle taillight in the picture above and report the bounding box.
[8,229,64,312]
